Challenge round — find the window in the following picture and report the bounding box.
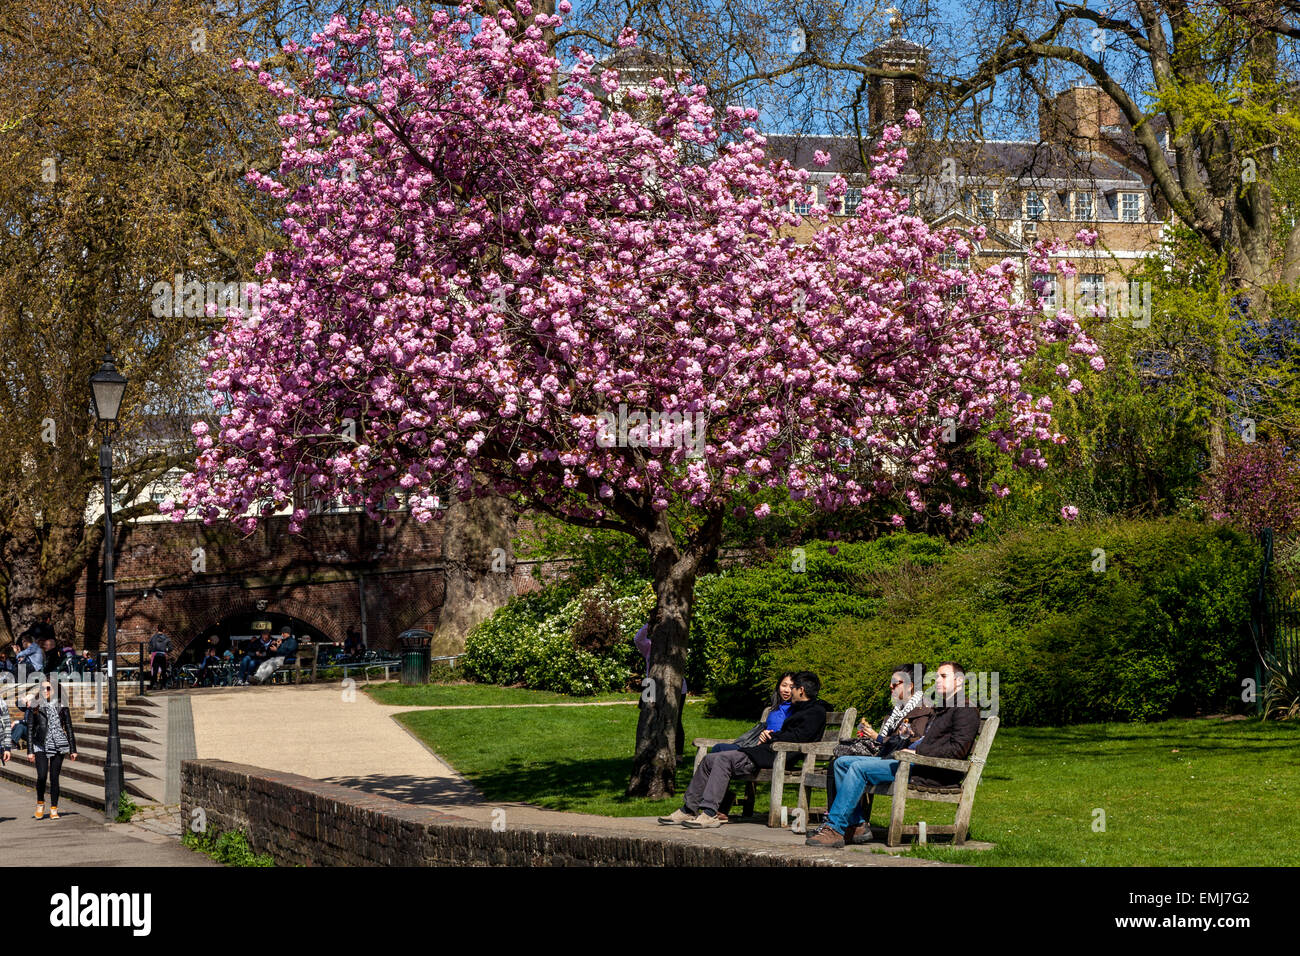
[1033,272,1058,310]
[975,189,996,219]
[794,186,814,215]
[938,249,970,270]
[1077,273,1105,311]
[1120,192,1142,222]
[844,187,862,215]
[1072,191,1095,220]
[150,486,168,503]
[1024,191,1045,220]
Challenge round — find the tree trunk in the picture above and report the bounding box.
[625,508,724,798]
[0,514,81,648]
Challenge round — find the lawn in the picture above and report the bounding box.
[366,681,638,707]
[394,703,1300,866]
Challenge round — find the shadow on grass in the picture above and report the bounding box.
[459,757,699,812]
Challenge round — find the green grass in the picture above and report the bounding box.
[396,703,752,817]
[396,705,1300,865]
[366,681,639,707]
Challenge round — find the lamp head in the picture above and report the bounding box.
[89,352,128,423]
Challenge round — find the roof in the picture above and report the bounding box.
[762,134,1180,188]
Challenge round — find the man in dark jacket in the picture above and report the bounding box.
[659,671,828,829]
[806,661,981,848]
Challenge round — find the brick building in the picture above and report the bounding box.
[760,24,1176,321]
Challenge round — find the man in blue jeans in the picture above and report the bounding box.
[806,661,981,848]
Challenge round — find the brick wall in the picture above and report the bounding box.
[181,759,846,867]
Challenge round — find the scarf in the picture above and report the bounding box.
[879,689,924,737]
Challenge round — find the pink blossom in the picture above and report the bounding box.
[166,5,1090,555]
[1061,505,1079,521]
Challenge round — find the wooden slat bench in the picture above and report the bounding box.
[692,706,857,828]
[863,715,999,846]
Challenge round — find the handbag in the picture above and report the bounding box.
[730,723,766,749]
[876,732,915,759]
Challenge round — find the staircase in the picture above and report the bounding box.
[2,685,168,815]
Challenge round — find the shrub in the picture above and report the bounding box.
[689,534,949,715]
[462,578,652,695]
[774,519,1257,725]
[183,828,275,867]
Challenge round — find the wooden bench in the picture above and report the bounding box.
[692,706,857,828]
[864,715,999,846]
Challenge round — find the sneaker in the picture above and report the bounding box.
[34,803,44,820]
[657,808,695,826]
[48,807,59,820]
[682,811,724,829]
[805,826,845,848]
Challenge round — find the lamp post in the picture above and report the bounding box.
[90,352,127,821]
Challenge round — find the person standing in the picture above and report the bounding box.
[1,688,11,766]
[147,629,173,689]
[25,680,78,820]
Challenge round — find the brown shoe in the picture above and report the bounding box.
[843,823,874,845]
[805,826,845,848]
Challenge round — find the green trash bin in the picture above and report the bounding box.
[398,629,433,685]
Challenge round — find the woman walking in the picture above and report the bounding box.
[25,680,77,820]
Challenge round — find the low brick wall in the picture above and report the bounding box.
[181,760,845,867]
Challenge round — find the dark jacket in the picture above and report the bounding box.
[907,699,980,788]
[740,699,829,769]
[25,703,77,756]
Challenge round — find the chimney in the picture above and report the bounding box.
[1039,84,1122,150]
[861,10,930,141]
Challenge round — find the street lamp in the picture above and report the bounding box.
[90,351,127,821]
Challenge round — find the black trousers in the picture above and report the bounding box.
[35,752,64,806]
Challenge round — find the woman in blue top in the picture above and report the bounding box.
[710,672,797,754]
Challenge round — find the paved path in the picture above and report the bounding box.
[190,682,481,804]
[0,779,217,867]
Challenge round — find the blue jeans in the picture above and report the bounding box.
[709,742,741,753]
[826,756,900,834]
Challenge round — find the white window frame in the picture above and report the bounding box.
[1072,190,1095,221]
[1024,191,1045,221]
[975,188,996,219]
[1033,272,1058,310]
[1120,192,1142,222]
[793,185,815,216]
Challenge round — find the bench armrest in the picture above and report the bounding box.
[691,738,730,750]
[770,741,838,756]
[895,751,971,773]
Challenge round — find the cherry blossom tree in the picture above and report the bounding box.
[164,2,1099,796]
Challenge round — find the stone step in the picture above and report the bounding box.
[0,755,153,804]
[71,725,154,745]
[81,715,154,729]
[63,736,155,761]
